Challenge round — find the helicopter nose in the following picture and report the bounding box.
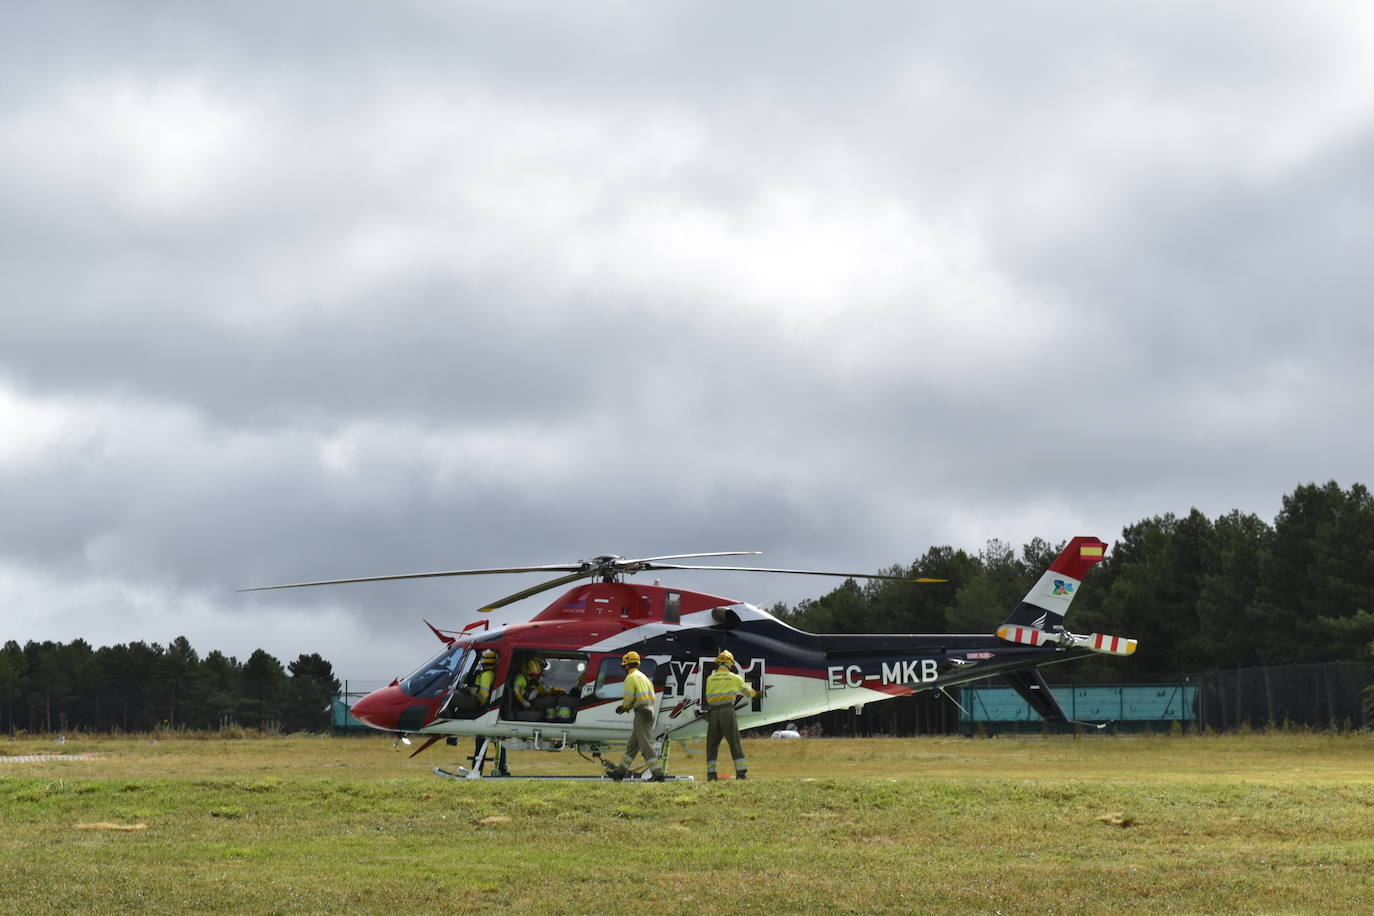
[349,684,405,731]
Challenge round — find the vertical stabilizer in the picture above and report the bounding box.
[999,536,1107,634]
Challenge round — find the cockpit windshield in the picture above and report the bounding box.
[400,644,468,698]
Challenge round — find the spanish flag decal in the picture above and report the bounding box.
[1080,544,1105,558]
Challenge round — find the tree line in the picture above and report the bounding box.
[0,636,340,735]
[776,480,1374,681]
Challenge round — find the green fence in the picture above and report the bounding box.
[961,683,1196,735]
[330,680,389,734]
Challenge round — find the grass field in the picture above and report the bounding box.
[2,732,1373,914]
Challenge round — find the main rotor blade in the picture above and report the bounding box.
[641,563,946,583]
[238,563,585,592]
[625,551,763,564]
[476,571,596,612]
[239,552,946,595]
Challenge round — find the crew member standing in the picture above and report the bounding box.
[704,650,760,781]
[611,651,665,781]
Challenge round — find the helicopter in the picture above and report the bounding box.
[243,536,1136,779]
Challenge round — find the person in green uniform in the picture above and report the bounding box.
[609,651,665,781]
[443,648,499,716]
[464,649,508,775]
[513,656,564,718]
[704,649,761,781]
[473,649,498,705]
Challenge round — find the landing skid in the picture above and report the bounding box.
[442,736,692,782]
[434,766,693,782]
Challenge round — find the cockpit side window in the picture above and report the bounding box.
[400,644,466,698]
[438,646,494,718]
[450,647,479,690]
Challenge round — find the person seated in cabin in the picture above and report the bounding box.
[512,656,564,720]
[443,649,499,717]
[550,666,586,723]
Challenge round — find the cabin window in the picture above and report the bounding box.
[593,656,658,699]
[501,652,589,723]
[541,655,588,695]
[664,591,681,625]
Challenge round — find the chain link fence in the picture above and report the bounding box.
[1193,662,1374,732]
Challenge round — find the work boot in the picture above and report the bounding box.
[735,769,747,780]
[608,765,629,782]
[706,773,718,782]
[649,770,666,782]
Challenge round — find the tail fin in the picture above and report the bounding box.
[1000,536,1107,633]
[996,536,1137,657]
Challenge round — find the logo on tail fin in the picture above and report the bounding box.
[1052,579,1074,596]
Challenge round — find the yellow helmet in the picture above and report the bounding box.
[716,650,735,667]
[480,650,498,666]
[620,651,641,667]
[523,657,546,676]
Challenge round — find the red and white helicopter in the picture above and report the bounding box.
[245,537,1136,779]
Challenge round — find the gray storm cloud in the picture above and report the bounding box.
[3,1,1373,678]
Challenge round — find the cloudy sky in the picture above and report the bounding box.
[4,2,1373,682]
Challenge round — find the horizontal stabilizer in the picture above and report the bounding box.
[995,625,1055,647]
[997,625,1137,656]
[1064,632,1137,656]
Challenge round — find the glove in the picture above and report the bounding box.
[615,705,627,714]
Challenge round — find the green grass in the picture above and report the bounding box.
[2,732,1373,913]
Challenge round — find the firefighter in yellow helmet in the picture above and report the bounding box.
[473,649,499,706]
[704,649,761,781]
[513,656,563,719]
[442,648,499,717]
[609,651,665,781]
[476,649,510,775]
